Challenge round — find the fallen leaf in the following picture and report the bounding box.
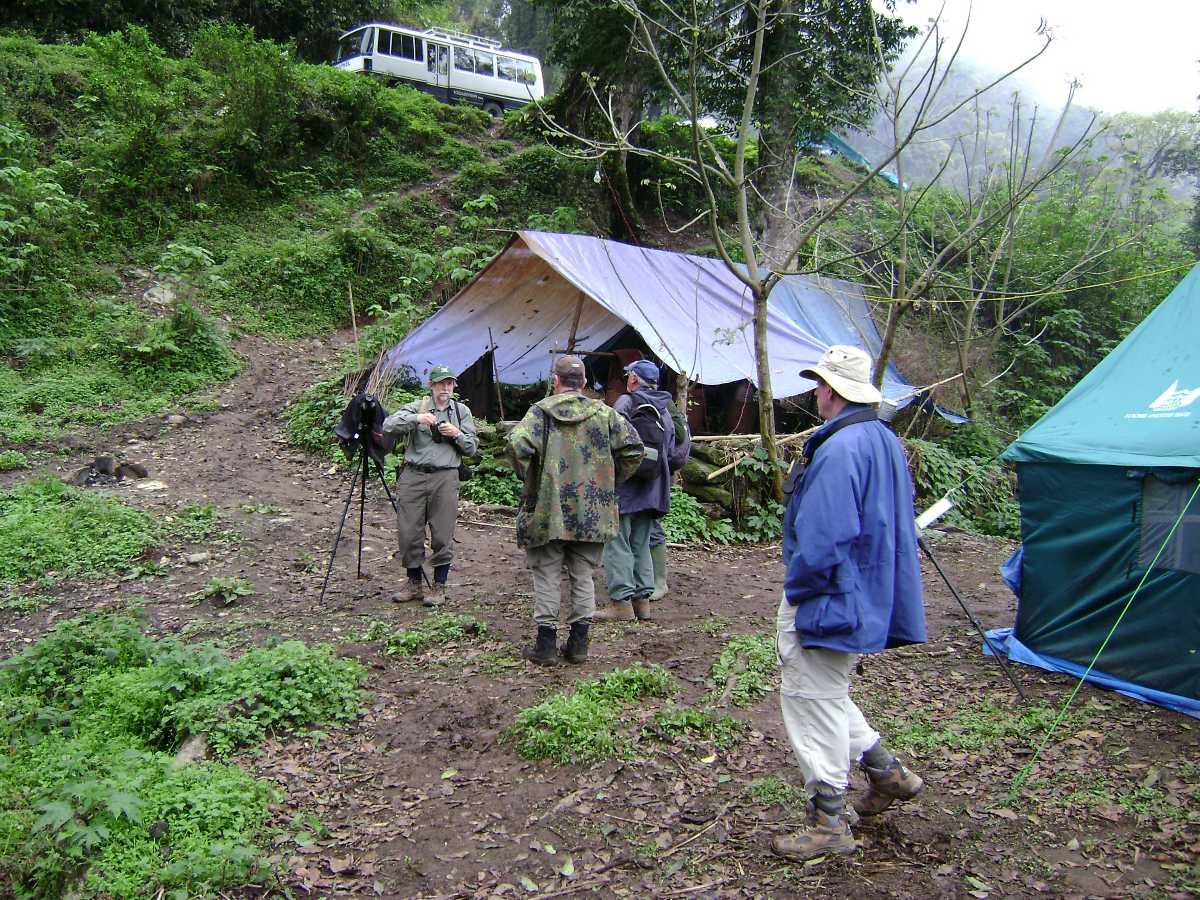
[988,807,1019,820]
[328,856,354,874]
[558,856,575,877]
[1066,838,1080,852]
[441,768,458,780]
[518,875,538,892]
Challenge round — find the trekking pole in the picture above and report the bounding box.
[917,535,1028,702]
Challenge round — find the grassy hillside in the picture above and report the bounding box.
[0,25,597,444]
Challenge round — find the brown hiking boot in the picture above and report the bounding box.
[394,578,423,604]
[631,595,653,621]
[771,809,856,861]
[593,600,635,622]
[807,799,859,829]
[423,582,445,608]
[853,759,924,817]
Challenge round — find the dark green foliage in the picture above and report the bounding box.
[709,634,776,707]
[0,612,363,896]
[0,612,157,707]
[0,477,159,585]
[661,488,736,544]
[906,438,1020,539]
[0,0,411,61]
[459,454,523,506]
[170,640,366,757]
[507,664,675,764]
[634,115,751,219]
[369,612,487,657]
[644,705,746,749]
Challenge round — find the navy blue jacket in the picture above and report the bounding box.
[782,404,926,653]
[614,388,676,517]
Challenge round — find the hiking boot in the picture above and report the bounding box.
[807,799,859,829]
[394,578,423,604]
[561,621,590,664]
[423,582,445,608]
[853,758,924,817]
[770,808,856,861]
[523,626,559,666]
[593,600,635,622]
[650,544,668,601]
[631,595,653,621]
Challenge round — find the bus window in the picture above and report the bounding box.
[474,50,495,77]
[496,56,516,81]
[453,47,474,72]
[377,30,393,55]
[398,33,422,61]
[515,59,535,85]
[336,28,371,63]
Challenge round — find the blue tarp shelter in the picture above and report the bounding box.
[384,231,944,414]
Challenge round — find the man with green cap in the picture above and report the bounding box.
[380,365,478,605]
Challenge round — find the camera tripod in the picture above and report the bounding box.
[318,445,400,605]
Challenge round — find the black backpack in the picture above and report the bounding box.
[628,401,667,480]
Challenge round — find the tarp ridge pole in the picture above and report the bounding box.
[566,290,585,351]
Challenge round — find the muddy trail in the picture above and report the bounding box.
[3,332,1197,899]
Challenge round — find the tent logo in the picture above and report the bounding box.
[1149,380,1200,412]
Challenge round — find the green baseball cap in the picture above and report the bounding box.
[428,365,457,383]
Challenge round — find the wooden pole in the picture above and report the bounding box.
[706,426,819,481]
[565,290,586,351]
[487,327,504,420]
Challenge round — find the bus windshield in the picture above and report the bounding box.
[336,28,372,63]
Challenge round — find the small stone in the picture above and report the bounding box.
[166,414,187,426]
[185,552,211,565]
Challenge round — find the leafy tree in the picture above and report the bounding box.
[0,0,426,60]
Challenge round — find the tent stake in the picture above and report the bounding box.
[918,536,1028,701]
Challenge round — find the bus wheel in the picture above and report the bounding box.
[483,102,503,119]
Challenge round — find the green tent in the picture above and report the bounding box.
[999,263,1200,717]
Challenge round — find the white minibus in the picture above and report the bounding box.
[333,23,544,117]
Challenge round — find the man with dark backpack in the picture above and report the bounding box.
[596,360,678,623]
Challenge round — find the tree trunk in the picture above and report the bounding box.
[752,283,783,500]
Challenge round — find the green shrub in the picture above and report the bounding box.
[709,634,776,707]
[170,640,365,757]
[0,611,156,706]
[376,612,486,657]
[459,454,523,506]
[0,477,158,584]
[645,705,746,749]
[172,502,219,542]
[906,438,1019,539]
[507,664,676,764]
[662,488,736,544]
[0,450,29,471]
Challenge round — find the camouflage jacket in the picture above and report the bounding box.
[508,391,644,549]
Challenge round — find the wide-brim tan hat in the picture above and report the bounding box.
[800,345,883,405]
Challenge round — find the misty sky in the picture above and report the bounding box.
[886,0,1200,115]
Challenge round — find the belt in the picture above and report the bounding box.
[406,464,457,474]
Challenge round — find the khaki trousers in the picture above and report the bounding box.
[776,594,880,795]
[527,540,603,628]
[394,467,459,569]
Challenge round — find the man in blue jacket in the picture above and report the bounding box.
[595,359,677,623]
[771,346,927,862]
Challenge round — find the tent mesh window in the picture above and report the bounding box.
[1138,474,1200,575]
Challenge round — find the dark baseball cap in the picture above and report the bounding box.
[553,354,585,377]
[624,359,659,384]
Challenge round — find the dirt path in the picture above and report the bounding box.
[4,333,1197,899]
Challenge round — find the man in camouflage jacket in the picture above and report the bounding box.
[508,354,644,666]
